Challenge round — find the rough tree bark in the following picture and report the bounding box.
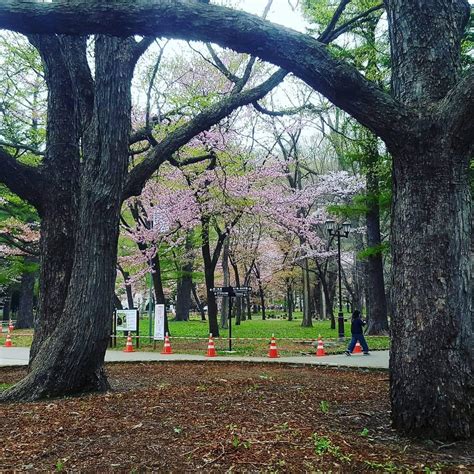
[15,266,36,329]
[386,0,473,439]
[1,35,138,401]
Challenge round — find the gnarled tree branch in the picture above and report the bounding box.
[0,0,411,146]
[123,68,288,200]
[0,148,44,211]
[440,66,474,155]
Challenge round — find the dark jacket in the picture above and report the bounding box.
[351,318,366,335]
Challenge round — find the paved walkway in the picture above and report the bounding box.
[0,347,389,370]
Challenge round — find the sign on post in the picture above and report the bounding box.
[234,286,251,297]
[115,309,138,332]
[153,304,165,340]
[211,286,235,297]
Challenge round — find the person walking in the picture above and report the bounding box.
[345,310,370,355]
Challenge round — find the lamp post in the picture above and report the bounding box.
[325,220,351,340]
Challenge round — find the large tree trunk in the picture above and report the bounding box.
[390,144,473,439]
[201,218,220,337]
[27,35,82,364]
[1,36,136,401]
[175,275,192,322]
[387,0,473,439]
[300,259,312,327]
[15,265,36,329]
[175,231,194,322]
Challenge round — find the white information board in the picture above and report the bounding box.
[116,309,138,332]
[154,304,165,340]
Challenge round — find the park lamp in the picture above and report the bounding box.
[342,221,351,236]
[325,219,336,233]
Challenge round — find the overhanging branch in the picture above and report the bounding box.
[440,67,474,155]
[0,0,411,146]
[0,148,44,211]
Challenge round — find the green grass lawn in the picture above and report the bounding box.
[3,311,390,356]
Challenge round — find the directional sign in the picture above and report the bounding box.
[211,286,251,297]
[234,286,251,296]
[211,286,235,297]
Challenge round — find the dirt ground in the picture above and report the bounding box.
[0,363,472,472]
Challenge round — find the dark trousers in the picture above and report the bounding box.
[348,334,369,353]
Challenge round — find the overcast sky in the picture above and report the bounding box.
[217,0,308,32]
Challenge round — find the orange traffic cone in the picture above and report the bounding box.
[4,333,12,348]
[316,336,326,357]
[206,333,217,357]
[8,320,14,333]
[353,341,362,354]
[268,334,279,358]
[123,332,135,353]
[161,332,173,354]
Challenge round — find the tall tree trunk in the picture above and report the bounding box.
[286,279,293,322]
[1,36,137,401]
[320,273,335,329]
[27,35,82,364]
[257,281,265,321]
[390,145,472,439]
[387,0,473,439]
[365,144,389,335]
[301,259,312,327]
[175,233,194,322]
[201,217,219,336]
[220,237,230,329]
[352,232,365,313]
[230,256,242,325]
[16,265,36,329]
[175,275,192,322]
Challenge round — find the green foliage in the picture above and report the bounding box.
[359,427,369,437]
[363,460,399,472]
[0,33,46,154]
[461,9,474,69]
[319,400,330,414]
[358,242,389,259]
[311,434,352,462]
[301,0,390,86]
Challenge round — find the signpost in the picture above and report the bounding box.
[211,286,251,352]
